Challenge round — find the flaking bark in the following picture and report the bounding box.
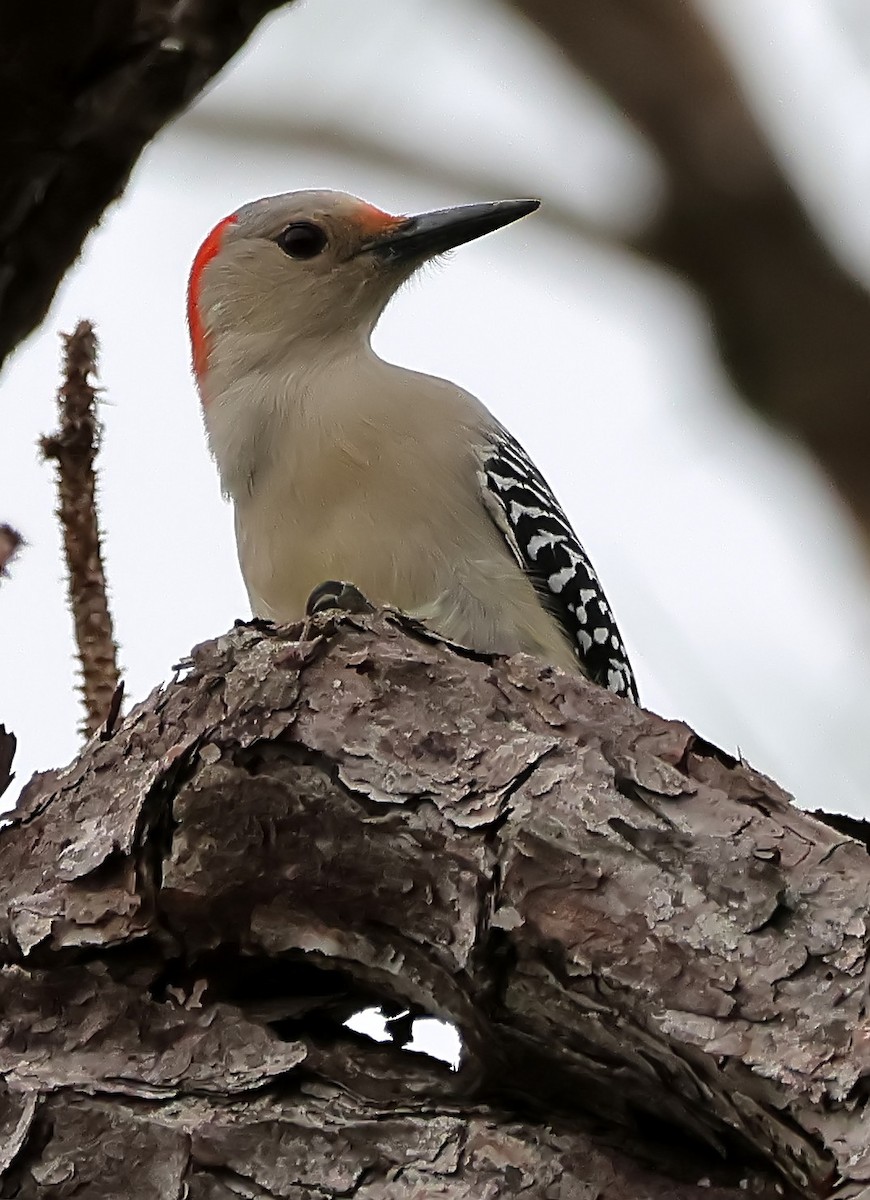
[0,610,867,1197]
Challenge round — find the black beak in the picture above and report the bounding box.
[363,198,540,261]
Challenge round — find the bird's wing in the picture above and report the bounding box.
[476,424,638,701]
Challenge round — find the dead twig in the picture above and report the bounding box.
[40,321,121,738]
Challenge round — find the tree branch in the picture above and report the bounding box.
[508,0,870,545]
[40,322,120,737]
[0,525,22,581]
[0,0,294,372]
[0,727,15,802]
[1,611,867,1196]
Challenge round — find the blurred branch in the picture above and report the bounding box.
[507,0,870,546]
[0,525,22,580]
[40,322,120,738]
[0,0,295,374]
[181,108,623,251]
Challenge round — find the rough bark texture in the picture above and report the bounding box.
[0,0,291,371]
[510,0,870,546]
[1,609,868,1197]
[40,322,120,737]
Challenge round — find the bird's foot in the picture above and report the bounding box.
[305,580,375,617]
[233,615,275,632]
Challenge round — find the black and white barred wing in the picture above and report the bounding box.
[477,426,638,701]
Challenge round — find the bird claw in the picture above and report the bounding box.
[305,580,375,617]
[233,615,275,632]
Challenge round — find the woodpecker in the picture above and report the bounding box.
[188,190,638,700]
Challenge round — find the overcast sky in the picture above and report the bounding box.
[2,0,870,817]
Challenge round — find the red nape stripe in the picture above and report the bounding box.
[187,214,237,385]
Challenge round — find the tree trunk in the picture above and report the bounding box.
[0,610,867,1198]
[0,0,293,372]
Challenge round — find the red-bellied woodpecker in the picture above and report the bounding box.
[188,190,638,700]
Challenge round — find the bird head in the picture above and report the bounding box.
[187,189,540,394]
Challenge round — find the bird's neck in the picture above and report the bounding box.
[201,330,380,500]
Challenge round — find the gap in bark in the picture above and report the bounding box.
[677,734,739,773]
[811,807,870,851]
[745,890,793,935]
[345,1006,463,1067]
[145,946,466,1069]
[149,948,364,1022]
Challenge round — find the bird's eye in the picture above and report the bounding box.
[276,222,328,260]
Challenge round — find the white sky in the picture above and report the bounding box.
[2,0,870,817]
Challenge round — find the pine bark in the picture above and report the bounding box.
[0,610,867,1198]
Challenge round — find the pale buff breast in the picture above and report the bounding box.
[231,377,580,673]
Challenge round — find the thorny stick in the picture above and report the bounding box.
[40,321,121,737]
